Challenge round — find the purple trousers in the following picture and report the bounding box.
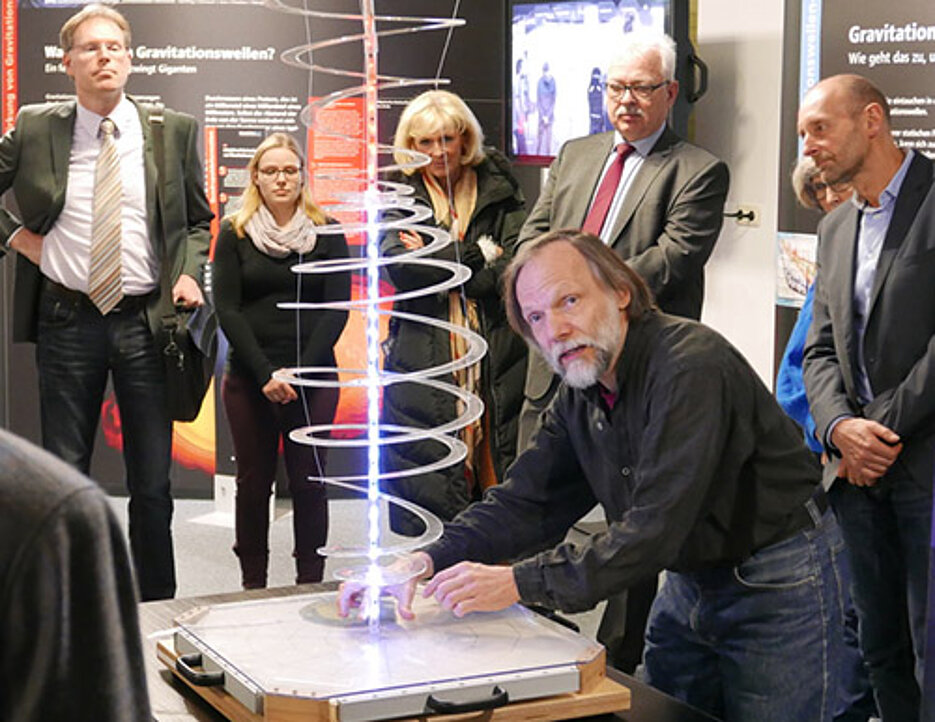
[221,371,338,588]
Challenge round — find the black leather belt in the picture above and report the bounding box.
[42,278,153,314]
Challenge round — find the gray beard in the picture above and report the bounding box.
[558,346,615,389]
[544,300,623,389]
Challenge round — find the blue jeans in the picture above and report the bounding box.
[642,502,846,722]
[36,284,175,601]
[834,540,878,722]
[829,468,931,722]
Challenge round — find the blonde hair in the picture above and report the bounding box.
[393,90,485,174]
[228,132,327,236]
[60,4,131,52]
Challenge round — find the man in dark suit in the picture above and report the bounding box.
[518,32,729,448]
[0,4,213,600]
[516,31,728,673]
[801,73,934,721]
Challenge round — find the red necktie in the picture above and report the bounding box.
[582,143,634,235]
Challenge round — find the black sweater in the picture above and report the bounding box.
[0,429,151,721]
[428,312,823,612]
[214,218,350,386]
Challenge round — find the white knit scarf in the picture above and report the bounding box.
[245,204,317,258]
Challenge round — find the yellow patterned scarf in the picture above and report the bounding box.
[422,168,495,491]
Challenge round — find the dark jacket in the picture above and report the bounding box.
[0,98,213,343]
[0,429,151,721]
[427,312,822,612]
[804,152,935,491]
[380,148,527,533]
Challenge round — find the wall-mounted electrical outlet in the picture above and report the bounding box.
[732,204,761,227]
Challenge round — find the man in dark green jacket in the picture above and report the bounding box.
[0,3,213,600]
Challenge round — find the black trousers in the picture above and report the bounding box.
[36,283,175,601]
[221,370,337,588]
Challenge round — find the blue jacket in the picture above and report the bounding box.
[776,284,822,453]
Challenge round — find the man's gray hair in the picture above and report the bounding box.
[608,31,677,81]
[791,156,823,211]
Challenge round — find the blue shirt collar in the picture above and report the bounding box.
[852,149,913,213]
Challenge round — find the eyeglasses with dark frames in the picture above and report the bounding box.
[605,80,669,101]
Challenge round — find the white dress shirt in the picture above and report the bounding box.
[591,123,667,243]
[41,95,158,296]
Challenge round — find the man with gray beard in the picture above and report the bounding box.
[341,230,848,722]
[516,33,729,672]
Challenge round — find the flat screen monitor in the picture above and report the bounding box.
[508,0,677,165]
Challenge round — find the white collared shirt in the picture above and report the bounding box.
[591,123,667,243]
[41,94,158,295]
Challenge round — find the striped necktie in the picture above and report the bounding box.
[88,117,124,315]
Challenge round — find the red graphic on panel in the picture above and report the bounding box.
[1,0,18,134]
[100,387,217,475]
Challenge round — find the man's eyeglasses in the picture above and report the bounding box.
[257,166,301,180]
[606,80,669,101]
[71,42,126,57]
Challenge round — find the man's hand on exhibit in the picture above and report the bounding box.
[337,552,433,621]
[172,273,205,308]
[9,228,43,266]
[422,562,520,618]
[831,417,902,486]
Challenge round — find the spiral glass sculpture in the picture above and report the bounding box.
[262,0,481,625]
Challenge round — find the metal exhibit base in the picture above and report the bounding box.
[156,590,630,721]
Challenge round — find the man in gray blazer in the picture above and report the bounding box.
[801,73,934,721]
[516,32,728,673]
[518,33,729,448]
[0,4,213,600]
